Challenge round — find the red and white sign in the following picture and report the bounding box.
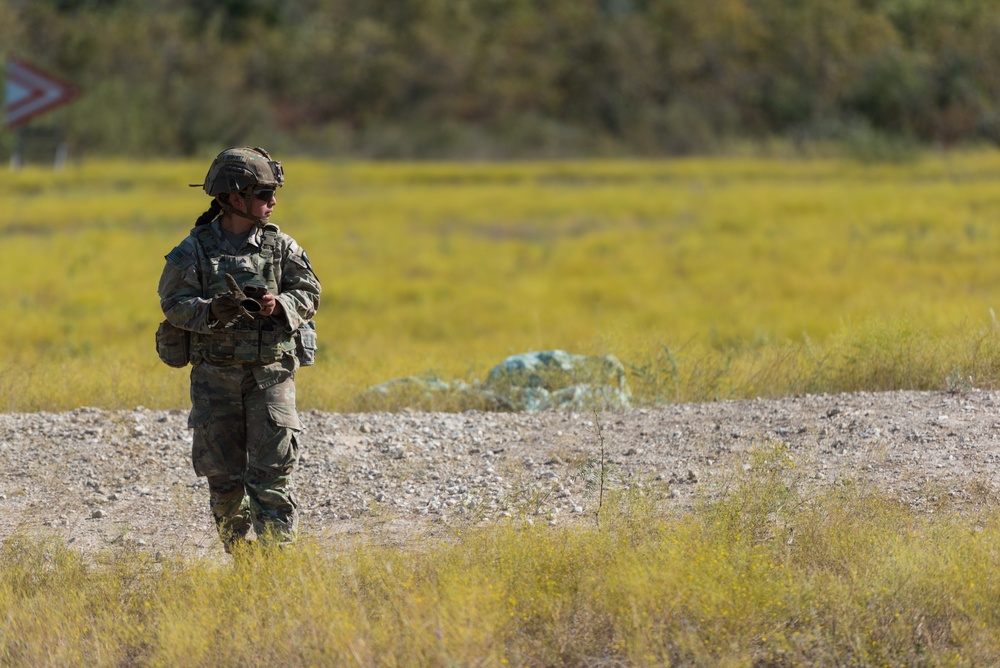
[4,57,81,128]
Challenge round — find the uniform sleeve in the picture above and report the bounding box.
[157,237,216,333]
[274,236,321,332]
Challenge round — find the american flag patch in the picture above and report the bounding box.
[165,247,190,269]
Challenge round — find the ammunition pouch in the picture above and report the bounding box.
[191,326,296,365]
[295,321,317,367]
[155,320,191,368]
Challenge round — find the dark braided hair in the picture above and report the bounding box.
[194,198,223,227]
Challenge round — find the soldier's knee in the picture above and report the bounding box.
[207,474,243,498]
[244,465,292,488]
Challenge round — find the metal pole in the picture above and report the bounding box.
[9,127,24,170]
[54,128,67,169]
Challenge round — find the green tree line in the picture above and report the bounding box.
[3,0,1000,158]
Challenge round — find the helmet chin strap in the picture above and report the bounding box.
[218,193,267,227]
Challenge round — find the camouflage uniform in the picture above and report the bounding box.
[158,218,321,551]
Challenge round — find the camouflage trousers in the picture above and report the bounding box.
[188,355,302,552]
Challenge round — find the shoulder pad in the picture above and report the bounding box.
[192,224,223,257]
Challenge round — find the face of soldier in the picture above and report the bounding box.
[235,188,276,223]
[247,188,276,222]
[220,188,277,233]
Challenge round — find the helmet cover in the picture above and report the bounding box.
[196,146,284,197]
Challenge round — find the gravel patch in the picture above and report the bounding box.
[1,389,998,559]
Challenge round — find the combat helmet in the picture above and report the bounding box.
[192,146,284,225]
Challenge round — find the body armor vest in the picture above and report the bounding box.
[189,224,296,365]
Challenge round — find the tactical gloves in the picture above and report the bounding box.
[210,292,247,326]
[210,274,253,326]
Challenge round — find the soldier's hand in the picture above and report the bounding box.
[225,273,247,302]
[257,292,284,317]
[210,293,245,326]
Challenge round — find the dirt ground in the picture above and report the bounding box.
[1,388,998,560]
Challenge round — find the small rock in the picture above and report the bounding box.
[92,509,106,519]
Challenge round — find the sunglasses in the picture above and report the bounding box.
[253,189,276,202]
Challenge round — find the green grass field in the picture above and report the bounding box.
[4,450,1000,666]
[7,152,1000,411]
[7,153,1000,665]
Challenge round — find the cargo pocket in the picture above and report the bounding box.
[267,403,302,432]
[188,404,241,477]
[253,404,301,471]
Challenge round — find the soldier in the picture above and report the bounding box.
[157,146,321,553]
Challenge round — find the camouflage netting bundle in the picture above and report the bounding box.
[363,350,632,412]
[482,350,631,411]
